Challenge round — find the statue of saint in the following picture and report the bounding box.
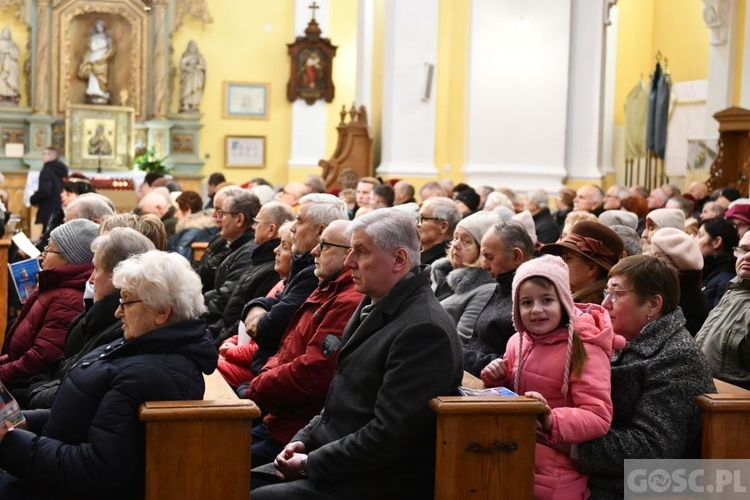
[179,40,206,113]
[0,28,20,103]
[78,20,116,104]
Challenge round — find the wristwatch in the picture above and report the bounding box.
[299,458,308,477]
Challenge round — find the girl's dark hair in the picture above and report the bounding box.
[176,191,204,214]
[703,217,739,254]
[63,177,96,196]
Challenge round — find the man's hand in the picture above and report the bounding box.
[243,307,266,337]
[273,441,308,480]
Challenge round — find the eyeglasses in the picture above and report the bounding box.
[417,216,444,226]
[118,298,144,309]
[734,246,750,258]
[216,209,240,219]
[317,240,351,253]
[602,288,633,303]
[42,245,61,255]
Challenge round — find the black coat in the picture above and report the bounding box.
[0,319,217,500]
[702,253,736,308]
[208,237,281,344]
[533,207,561,244]
[193,232,229,293]
[420,239,450,266]
[246,252,318,374]
[30,160,67,226]
[463,270,516,376]
[679,270,710,336]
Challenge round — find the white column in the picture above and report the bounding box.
[741,0,750,108]
[356,0,374,112]
[376,0,439,177]
[564,0,610,181]
[463,0,571,192]
[703,0,739,138]
[288,0,329,170]
[601,1,619,175]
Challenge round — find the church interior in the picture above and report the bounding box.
[0,0,744,232]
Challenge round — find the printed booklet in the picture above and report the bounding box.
[0,381,25,428]
[458,386,518,397]
[8,258,40,304]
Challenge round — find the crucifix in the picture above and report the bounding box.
[309,2,319,20]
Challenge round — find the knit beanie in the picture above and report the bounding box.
[599,210,638,230]
[455,211,500,246]
[511,210,537,244]
[511,255,576,395]
[455,188,480,212]
[650,227,703,271]
[646,208,685,230]
[50,219,99,265]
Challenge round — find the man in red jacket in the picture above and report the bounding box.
[237,219,362,466]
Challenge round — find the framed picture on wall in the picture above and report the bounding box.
[66,104,134,170]
[225,135,265,167]
[223,82,269,119]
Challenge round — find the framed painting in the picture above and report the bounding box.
[223,82,269,120]
[66,105,134,170]
[225,135,265,168]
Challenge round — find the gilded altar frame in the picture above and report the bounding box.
[66,104,134,170]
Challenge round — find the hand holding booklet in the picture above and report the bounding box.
[458,386,518,397]
[0,381,26,428]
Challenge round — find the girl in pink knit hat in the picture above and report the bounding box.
[481,255,624,499]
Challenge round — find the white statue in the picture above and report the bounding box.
[179,40,206,113]
[77,20,116,104]
[0,27,20,103]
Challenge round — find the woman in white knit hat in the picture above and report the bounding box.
[430,210,499,343]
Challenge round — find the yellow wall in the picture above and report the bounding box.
[734,0,746,106]
[173,0,358,186]
[614,0,709,125]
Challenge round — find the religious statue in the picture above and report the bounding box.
[78,20,116,104]
[179,40,206,113]
[88,124,113,156]
[0,27,20,104]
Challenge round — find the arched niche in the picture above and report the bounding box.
[50,0,149,118]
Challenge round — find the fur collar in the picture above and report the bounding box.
[446,266,495,295]
[175,210,217,233]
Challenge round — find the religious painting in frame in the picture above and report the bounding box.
[66,105,134,170]
[225,135,265,168]
[286,7,337,105]
[223,82,269,120]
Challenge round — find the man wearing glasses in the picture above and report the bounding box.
[237,220,362,468]
[696,230,750,389]
[417,197,461,266]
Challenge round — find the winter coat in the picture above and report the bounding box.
[578,309,715,499]
[496,304,615,499]
[438,264,495,344]
[203,231,256,343]
[245,252,318,373]
[533,207,561,244]
[193,231,228,293]
[284,266,462,499]
[207,237,280,344]
[167,210,218,260]
[463,270,516,376]
[160,205,179,237]
[30,160,67,225]
[554,207,572,231]
[678,269,710,336]
[702,253,736,308]
[696,276,750,389]
[420,239,450,266]
[1,263,93,388]
[429,257,454,300]
[0,319,218,500]
[243,269,363,443]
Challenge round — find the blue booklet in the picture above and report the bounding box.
[8,258,40,304]
[458,386,518,397]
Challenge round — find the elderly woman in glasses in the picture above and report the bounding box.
[574,255,714,498]
[0,251,218,499]
[0,219,99,389]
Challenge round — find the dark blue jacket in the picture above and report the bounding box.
[702,253,736,308]
[0,319,217,500]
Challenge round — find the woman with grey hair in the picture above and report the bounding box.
[0,250,217,498]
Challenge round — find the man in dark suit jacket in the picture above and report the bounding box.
[251,208,463,500]
[30,147,68,232]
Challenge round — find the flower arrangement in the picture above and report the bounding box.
[134,148,171,174]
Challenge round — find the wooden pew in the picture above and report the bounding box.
[432,373,750,498]
[139,370,260,500]
[191,241,209,262]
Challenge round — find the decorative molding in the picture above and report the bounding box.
[173,0,213,31]
[603,0,617,26]
[702,0,730,46]
[0,0,28,23]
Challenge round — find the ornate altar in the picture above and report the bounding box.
[706,107,750,197]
